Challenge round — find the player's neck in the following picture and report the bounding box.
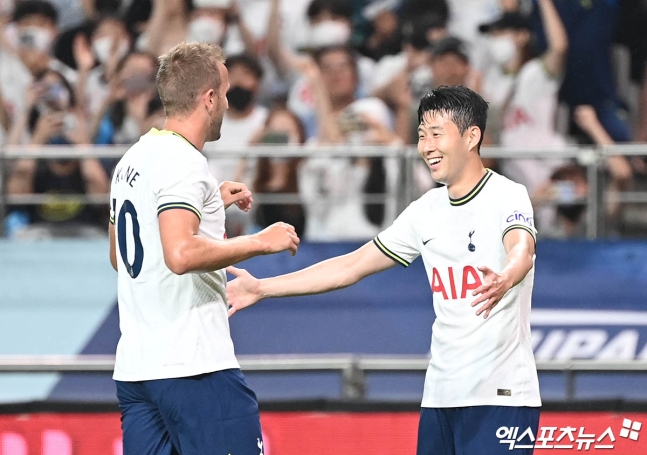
[163,117,206,151]
[446,162,487,200]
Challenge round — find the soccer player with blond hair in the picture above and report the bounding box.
[109,42,299,455]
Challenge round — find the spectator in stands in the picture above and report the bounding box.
[357,0,403,62]
[5,69,109,238]
[136,0,191,56]
[208,54,267,182]
[400,0,449,29]
[428,36,481,90]
[74,14,132,117]
[251,108,306,237]
[534,0,632,143]
[209,53,267,237]
[572,105,632,222]
[89,51,158,146]
[0,0,73,138]
[297,48,400,240]
[137,0,257,57]
[268,0,375,121]
[480,0,568,196]
[13,0,74,81]
[532,164,588,238]
[405,15,449,82]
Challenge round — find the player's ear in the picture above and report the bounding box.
[467,126,482,152]
[205,88,216,111]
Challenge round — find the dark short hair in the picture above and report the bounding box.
[307,0,352,21]
[225,53,264,81]
[313,45,357,73]
[13,0,58,25]
[418,85,489,152]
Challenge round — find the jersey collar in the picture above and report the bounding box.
[448,169,493,206]
[148,128,200,152]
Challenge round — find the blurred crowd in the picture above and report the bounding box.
[2,0,647,240]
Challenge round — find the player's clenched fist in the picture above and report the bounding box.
[253,222,300,256]
[226,267,262,316]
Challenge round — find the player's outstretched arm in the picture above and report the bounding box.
[470,229,535,319]
[226,242,397,316]
[158,209,300,275]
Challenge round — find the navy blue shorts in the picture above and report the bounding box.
[417,406,540,455]
[116,369,263,455]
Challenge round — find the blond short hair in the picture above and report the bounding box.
[157,42,226,117]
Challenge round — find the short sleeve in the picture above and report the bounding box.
[154,155,211,221]
[501,184,537,244]
[373,202,421,267]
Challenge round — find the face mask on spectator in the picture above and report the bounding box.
[188,17,225,44]
[488,35,516,66]
[92,37,129,65]
[227,86,253,111]
[18,26,54,53]
[308,21,351,48]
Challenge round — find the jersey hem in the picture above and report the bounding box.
[421,398,542,408]
[113,360,240,382]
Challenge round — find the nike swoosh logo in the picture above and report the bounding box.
[422,238,434,245]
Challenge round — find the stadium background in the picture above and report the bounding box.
[1,0,647,453]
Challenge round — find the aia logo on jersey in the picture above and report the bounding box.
[431,266,482,300]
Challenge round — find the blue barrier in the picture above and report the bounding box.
[2,240,647,403]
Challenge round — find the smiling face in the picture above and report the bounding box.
[417,111,479,186]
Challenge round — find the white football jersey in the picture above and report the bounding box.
[374,169,541,408]
[109,128,239,381]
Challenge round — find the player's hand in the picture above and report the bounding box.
[254,222,300,256]
[220,181,253,211]
[226,266,263,317]
[470,266,512,319]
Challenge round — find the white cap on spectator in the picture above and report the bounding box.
[193,0,232,8]
[362,0,400,21]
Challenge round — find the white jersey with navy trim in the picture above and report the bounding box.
[109,128,239,381]
[374,170,541,408]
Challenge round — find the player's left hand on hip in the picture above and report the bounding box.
[220,181,253,211]
[470,265,510,319]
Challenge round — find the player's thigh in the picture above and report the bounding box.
[115,380,178,455]
[417,407,456,455]
[455,406,540,455]
[149,369,263,455]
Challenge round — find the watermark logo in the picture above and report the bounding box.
[619,419,641,441]
[496,419,642,450]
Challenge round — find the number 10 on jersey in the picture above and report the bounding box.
[113,198,144,278]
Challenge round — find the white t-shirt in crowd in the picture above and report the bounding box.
[207,105,268,184]
[110,128,239,381]
[298,97,398,241]
[374,169,541,408]
[500,58,568,195]
[0,50,31,125]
